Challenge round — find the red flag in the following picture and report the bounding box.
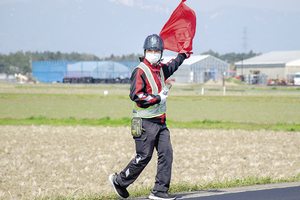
[159,0,196,53]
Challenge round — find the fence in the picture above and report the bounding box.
[243,74,268,85]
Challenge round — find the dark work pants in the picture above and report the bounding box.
[116,119,173,192]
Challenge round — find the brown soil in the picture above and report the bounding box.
[0,125,299,199]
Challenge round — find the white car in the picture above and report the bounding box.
[294,72,300,85]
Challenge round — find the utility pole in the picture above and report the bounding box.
[241,58,243,76]
[103,48,105,61]
[223,71,226,96]
[242,27,249,53]
[30,53,32,69]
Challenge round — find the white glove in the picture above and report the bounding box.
[159,90,168,104]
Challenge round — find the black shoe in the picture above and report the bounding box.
[149,190,176,200]
[109,173,129,199]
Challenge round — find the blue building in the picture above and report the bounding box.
[32,61,69,83]
[32,61,139,83]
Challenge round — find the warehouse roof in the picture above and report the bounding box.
[67,61,129,71]
[162,55,211,65]
[235,51,300,65]
[286,59,300,66]
[67,61,98,71]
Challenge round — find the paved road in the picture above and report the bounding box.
[177,182,300,200]
[133,181,300,200]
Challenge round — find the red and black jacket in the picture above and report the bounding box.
[129,53,187,124]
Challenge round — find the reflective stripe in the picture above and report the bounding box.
[132,63,166,118]
[139,63,159,95]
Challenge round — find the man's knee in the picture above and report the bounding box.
[158,147,173,161]
[135,154,152,165]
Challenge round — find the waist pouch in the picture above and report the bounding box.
[131,117,143,137]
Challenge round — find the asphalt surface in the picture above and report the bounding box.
[133,182,300,200]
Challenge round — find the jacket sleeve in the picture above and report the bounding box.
[162,53,187,80]
[129,67,161,108]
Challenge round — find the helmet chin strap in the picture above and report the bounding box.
[158,51,164,65]
[156,58,163,66]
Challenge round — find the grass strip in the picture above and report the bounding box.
[1,93,299,102]
[167,119,300,132]
[0,93,129,100]
[0,116,131,127]
[0,116,299,132]
[168,96,300,103]
[34,174,300,199]
[169,175,300,192]
[7,83,300,91]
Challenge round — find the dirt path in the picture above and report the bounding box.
[0,125,299,199]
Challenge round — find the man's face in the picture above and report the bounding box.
[145,50,162,54]
[145,49,162,65]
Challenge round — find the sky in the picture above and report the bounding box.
[0,0,300,58]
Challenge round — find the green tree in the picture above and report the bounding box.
[201,50,261,65]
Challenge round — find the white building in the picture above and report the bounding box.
[235,51,300,79]
[162,55,230,83]
[286,59,300,76]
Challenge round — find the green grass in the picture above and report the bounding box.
[1,116,300,131]
[168,95,300,102]
[0,96,132,120]
[0,93,129,100]
[11,84,130,90]
[168,99,299,124]
[169,174,300,192]
[168,119,300,131]
[34,174,300,199]
[0,116,131,126]
[1,93,300,124]
[1,92,299,102]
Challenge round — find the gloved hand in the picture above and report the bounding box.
[185,52,192,59]
[159,90,168,104]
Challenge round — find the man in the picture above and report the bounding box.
[109,34,189,200]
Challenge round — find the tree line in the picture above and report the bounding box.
[201,49,261,64]
[0,50,260,74]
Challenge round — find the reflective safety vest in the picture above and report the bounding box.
[132,62,166,118]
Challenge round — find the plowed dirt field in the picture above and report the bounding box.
[1,125,299,199]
